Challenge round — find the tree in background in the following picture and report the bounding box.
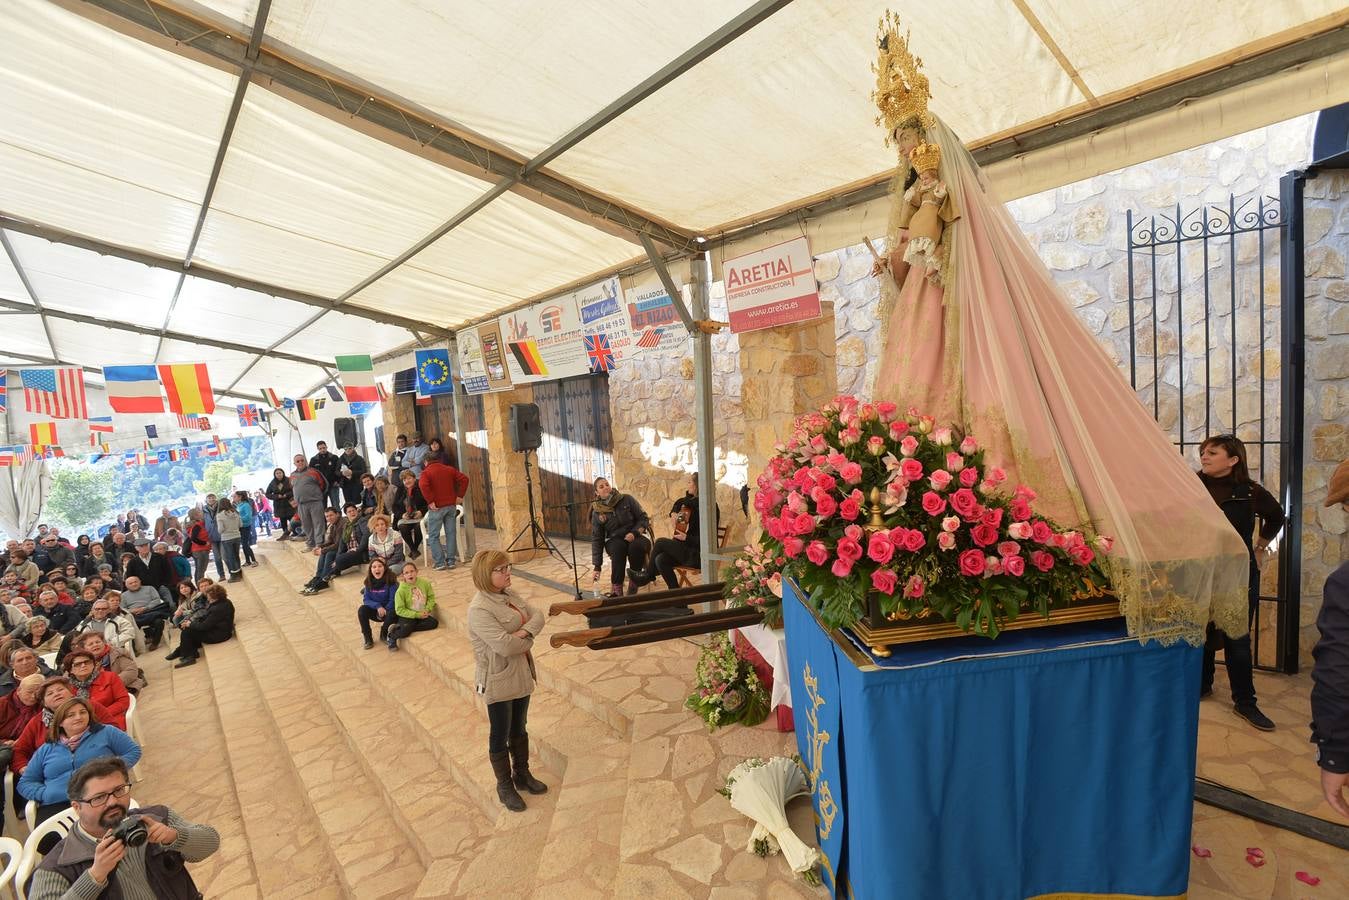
[45,465,116,533]
[194,460,240,498]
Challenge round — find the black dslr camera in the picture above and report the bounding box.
[109,814,148,848]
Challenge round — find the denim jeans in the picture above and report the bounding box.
[239,527,257,564]
[192,550,210,582]
[314,549,338,581]
[220,539,242,575]
[424,505,457,568]
[211,541,225,578]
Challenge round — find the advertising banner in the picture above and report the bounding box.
[476,321,514,392]
[576,276,633,371]
[723,236,821,333]
[626,274,684,355]
[456,326,491,395]
[499,296,590,384]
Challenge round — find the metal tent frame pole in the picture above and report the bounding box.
[449,337,477,562]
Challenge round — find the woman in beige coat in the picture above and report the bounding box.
[467,549,546,812]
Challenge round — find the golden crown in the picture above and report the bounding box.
[871,10,933,145]
[909,141,941,174]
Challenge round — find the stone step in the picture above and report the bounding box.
[198,604,356,898]
[259,543,635,896]
[224,573,434,898]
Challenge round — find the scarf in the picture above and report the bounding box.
[60,729,88,751]
[72,671,97,697]
[591,490,624,519]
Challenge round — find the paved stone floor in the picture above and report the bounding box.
[122,529,1346,898]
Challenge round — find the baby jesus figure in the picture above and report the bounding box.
[896,140,958,285]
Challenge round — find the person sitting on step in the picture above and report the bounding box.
[387,561,438,652]
[120,574,171,652]
[328,503,371,578]
[365,514,406,573]
[357,558,398,650]
[467,550,547,813]
[165,583,234,668]
[301,508,343,595]
[629,473,720,590]
[589,476,651,598]
[392,469,427,558]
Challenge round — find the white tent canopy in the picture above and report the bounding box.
[1,0,1346,398]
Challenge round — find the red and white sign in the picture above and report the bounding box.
[723,236,822,334]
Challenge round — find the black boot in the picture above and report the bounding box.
[627,567,654,587]
[510,735,548,795]
[490,750,526,812]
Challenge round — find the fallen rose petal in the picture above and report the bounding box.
[1245,854,1266,868]
[1245,847,1265,859]
[1190,845,1212,858]
[1295,871,1321,886]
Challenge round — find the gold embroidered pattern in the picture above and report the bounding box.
[802,663,838,840]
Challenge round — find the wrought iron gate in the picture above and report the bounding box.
[414,392,496,529]
[533,374,614,538]
[1125,181,1304,673]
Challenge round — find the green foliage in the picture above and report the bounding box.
[45,466,116,533]
[193,461,240,498]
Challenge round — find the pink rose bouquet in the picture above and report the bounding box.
[755,396,1112,638]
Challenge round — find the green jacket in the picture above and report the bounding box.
[394,577,437,619]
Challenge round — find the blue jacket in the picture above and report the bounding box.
[19,724,142,805]
[203,504,221,543]
[361,583,397,617]
[236,501,254,528]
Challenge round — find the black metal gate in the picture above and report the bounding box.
[532,374,614,538]
[414,392,496,529]
[1125,183,1304,672]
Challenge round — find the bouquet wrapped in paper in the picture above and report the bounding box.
[721,757,820,883]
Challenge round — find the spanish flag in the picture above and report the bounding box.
[508,339,548,377]
[157,364,215,415]
[29,422,57,446]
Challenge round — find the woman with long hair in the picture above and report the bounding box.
[165,583,235,668]
[234,490,259,567]
[1197,434,1286,731]
[357,558,398,650]
[467,550,546,812]
[265,467,296,540]
[588,476,650,597]
[372,475,395,520]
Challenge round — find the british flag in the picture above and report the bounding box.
[635,328,663,350]
[236,404,261,427]
[585,333,616,373]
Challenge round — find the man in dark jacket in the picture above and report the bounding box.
[30,757,220,894]
[125,538,173,600]
[310,441,344,512]
[419,454,469,571]
[1312,459,1349,818]
[339,445,369,506]
[38,535,74,574]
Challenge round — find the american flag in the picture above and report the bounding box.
[175,413,199,428]
[635,328,663,350]
[21,368,88,419]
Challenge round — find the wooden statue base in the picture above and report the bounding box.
[853,595,1122,657]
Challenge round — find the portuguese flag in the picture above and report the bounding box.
[157,363,215,415]
[508,339,548,376]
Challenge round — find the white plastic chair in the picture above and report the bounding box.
[123,696,143,782]
[2,773,15,841]
[14,807,77,900]
[0,835,21,900]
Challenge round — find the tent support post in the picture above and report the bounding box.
[689,250,717,584]
[449,337,477,562]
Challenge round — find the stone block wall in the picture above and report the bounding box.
[379,394,417,455]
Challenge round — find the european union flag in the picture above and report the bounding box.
[415,349,454,397]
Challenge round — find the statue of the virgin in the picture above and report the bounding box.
[868,13,1249,643]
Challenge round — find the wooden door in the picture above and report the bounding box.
[416,393,496,529]
[533,374,613,537]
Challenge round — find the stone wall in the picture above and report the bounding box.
[607,284,749,542]
[1301,169,1349,652]
[379,394,417,455]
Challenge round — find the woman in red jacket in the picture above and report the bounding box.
[61,650,128,730]
[9,676,114,774]
[186,508,214,583]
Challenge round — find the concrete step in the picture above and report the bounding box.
[258,543,634,896]
[197,601,355,898]
[224,573,432,898]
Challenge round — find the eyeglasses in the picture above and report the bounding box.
[491,565,512,574]
[69,659,95,668]
[78,783,131,808]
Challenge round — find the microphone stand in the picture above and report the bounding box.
[543,498,587,602]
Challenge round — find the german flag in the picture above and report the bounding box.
[296,397,326,421]
[29,422,57,446]
[508,339,548,376]
[157,364,216,415]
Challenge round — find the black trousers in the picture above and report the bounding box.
[397,520,423,553]
[178,628,229,659]
[487,694,531,754]
[135,608,171,644]
[643,537,699,589]
[599,535,649,589]
[1201,562,1260,706]
[332,548,367,576]
[358,606,391,642]
[389,614,437,642]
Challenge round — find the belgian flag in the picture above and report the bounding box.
[508,339,548,376]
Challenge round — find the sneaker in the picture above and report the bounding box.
[362,638,374,650]
[434,564,449,571]
[1234,704,1275,732]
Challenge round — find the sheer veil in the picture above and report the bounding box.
[881,115,1250,643]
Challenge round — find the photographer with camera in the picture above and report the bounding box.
[29,756,220,898]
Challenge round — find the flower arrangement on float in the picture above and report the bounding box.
[723,542,787,629]
[685,631,771,729]
[754,396,1113,637]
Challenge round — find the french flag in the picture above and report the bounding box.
[102,365,164,414]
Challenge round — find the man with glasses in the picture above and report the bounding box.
[39,535,74,575]
[29,756,220,898]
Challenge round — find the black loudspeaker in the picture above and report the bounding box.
[333,417,358,449]
[374,425,385,451]
[508,403,542,452]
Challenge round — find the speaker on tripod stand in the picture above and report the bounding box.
[504,403,565,564]
[509,403,541,452]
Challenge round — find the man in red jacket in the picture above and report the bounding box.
[418,451,469,570]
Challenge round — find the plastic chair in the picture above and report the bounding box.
[14,807,77,900]
[1,773,15,841]
[124,696,143,782]
[0,835,21,899]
